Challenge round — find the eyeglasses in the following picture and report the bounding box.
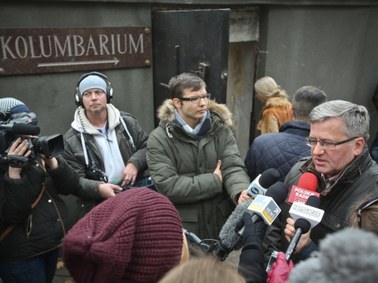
[179,93,211,104]
[357,198,378,228]
[305,136,358,150]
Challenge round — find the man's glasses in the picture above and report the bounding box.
[357,198,378,228]
[179,93,211,104]
[305,136,358,150]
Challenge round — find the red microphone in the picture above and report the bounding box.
[287,172,320,204]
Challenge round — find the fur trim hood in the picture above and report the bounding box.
[157,99,233,127]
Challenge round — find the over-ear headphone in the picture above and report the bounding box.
[74,71,113,107]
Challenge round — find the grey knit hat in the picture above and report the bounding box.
[0,97,37,125]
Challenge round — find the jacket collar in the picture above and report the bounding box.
[157,99,233,128]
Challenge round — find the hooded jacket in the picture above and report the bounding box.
[257,96,293,134]
[63,104,149,220]
[146,99,250,239]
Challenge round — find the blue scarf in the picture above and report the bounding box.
[173,110,211,139]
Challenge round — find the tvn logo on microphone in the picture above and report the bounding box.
[247,195,281,225]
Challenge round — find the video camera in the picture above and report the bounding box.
[0,112,64,167]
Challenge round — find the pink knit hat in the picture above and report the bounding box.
[62,188,183,283]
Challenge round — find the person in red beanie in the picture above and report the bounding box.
[62,187,184,283]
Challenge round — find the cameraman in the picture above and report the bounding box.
[0,98,81,283]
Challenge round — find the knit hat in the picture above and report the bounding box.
[78,74,107,96]
[0,97,37,125]
[287,228,378,283]
[0,97,30,119]
[62,188,183,283]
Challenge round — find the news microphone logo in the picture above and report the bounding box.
[289,198,324,228]
[247,168,280,198]
[247,195,281,225]
[287,172,320,204]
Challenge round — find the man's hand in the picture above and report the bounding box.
[7,138,31,178]
[99,183,122,199]
[284,217,312,253]
[213,160,223,182]
[122,162,138,186]
[238,189,252,204]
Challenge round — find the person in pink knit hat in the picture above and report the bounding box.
[62,187,185,283]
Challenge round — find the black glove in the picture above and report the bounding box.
[240,211,267,246]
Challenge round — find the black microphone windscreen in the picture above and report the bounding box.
[294,218,311,234]
[265,181,288,205]
[12,123,40,136]
[259,168,280,188]
[306,195,321,208]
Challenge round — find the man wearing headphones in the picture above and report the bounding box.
[63,71,151,220]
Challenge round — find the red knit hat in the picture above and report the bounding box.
[62,187,183,283]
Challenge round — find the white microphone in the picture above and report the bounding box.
[285,196,324,261]
[247,168,280,198]
[238,181,288,235]
[215,182,288,260]
[288,196,324,228]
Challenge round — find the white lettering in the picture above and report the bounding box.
[15,36,28,58]
[0,36,16,59]
[0,32,146,60]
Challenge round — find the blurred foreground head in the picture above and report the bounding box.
[63,187,183,283]
[287,228,378,283]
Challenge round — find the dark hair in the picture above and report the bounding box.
[168,73,206,99]
[291,86,327,122]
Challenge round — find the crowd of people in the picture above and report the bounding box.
[1,72,378,283]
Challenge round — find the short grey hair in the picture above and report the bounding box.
[309,100,370,141]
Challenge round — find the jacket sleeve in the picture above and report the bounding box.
[121,113,149,172]
[147,129,223,204]
[220,126,251,202]
[0,166,42,225]
[46,155,81,195]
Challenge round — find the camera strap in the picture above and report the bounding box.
[0,178,46,242]
[119,117,136,153]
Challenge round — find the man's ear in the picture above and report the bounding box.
[354,137,365,156]
[172,98,182,109]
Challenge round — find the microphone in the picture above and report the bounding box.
[239,181,288,234]
[247,168,280,198]
[285,195,324,261]
[215,182,288,261]
[287,172,320,204]
[3,123,41,136]
[214,198,253,260]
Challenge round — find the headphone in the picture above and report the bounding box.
[74,71,113,107]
